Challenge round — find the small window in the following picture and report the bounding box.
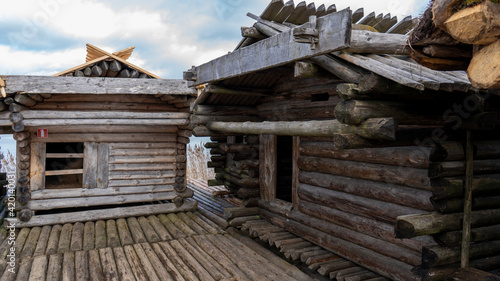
[45,143,84,189]
[276,136,293,202]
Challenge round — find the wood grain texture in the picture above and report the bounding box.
[194,9,351,85]
[2,76,196,95]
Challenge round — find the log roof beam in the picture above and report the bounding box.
[0,75,196,95]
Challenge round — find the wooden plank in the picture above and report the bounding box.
[28,255,48,281]
[83,142,98,189]
[16,257,34,281]
[83,222,95,251]
[157,214,188,240]
[147,216,174,241]
[20,227,42,260]
[260,134,277,201]
[95,221,107,250]
[109,163,176,172]
[70,222,84,251]
[106,220,121,248]
[112,247,136,281]
[31,185,175,200]
[169,240,216,281]
[126,217,148,244]
[22,110,190,119]
[46,153,84,159]
[149,243,186,281]
[46,254,63,281]
[34,225,52,257]
[45,225,62,255]
[109,171,176,180]
[179,237,230,279]
[97,143,109,189]
[140,243,175,281]
[27,190,188,211]
[30,142,46,191]
[137,217,161,243]
[31,134,178,143]
[23,119,189,126]
[32,125,178,134]
[62,252,75,281]
[7,202,197,228]
[3,76,196,95]
[108,156,176,164]
[109,148,176,157]
[192,235,251,281]
[88,249,105,281]
[123,245,149,281]
[260,0,285,20]
[109,143,176,149]
[157,241,199,281]
[194,9,351,85]
[132,244,161,281]
[45,169,83,176]
[58,224,73,254]
[116,219,135,246]
[75,251,89,281]
[99,248,119,281]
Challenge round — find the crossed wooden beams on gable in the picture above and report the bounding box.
[53,44,162,79]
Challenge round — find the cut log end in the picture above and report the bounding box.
[394,220,416,239]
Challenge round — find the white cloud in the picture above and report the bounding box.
[0,0,426,79]
[0,45,85,75]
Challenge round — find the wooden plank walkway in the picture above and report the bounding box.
[0,212,313,281]
[242,219,389,281]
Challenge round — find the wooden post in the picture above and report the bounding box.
[292,136,300,210]
[260,135,276,201]
[461,130,474,268]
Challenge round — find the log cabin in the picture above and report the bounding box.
[186,1,500,280]
[0,44,198,227]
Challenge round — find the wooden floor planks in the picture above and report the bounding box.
[1,211,313,281]
[241,219,389,280]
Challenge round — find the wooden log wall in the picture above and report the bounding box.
[0,93,196,226]
[205,135,260,205]
[253,76,500,279]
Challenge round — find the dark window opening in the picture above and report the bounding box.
[45,143,84,189]
[311,93,330,102]
[276,136,293,202]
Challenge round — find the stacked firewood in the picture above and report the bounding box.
[410,0,500,89]
[65,59,151,79]
[205,136,260,207]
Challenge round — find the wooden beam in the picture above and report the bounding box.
[86,44,162,79]
[1,76,196,95]
[207,118,397,140]
[22,111,190,119]
[6,201,197,228]
[193,9,351,85]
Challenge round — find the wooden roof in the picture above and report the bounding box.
[54,44,162,79]
[187,1,475,108]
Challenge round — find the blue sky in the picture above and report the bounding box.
[0,0,428,79]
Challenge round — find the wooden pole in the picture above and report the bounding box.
[461,130,474,268]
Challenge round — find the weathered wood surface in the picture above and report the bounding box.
[207,118,396,140]
[259,203,419,281]
[6,201,198,228]
[193,9,351,85]
[1,76,196,95]
[30,142,46,191]
[444,1,500,45]
[1,212,312,281]
[22,110,190,119]
[468,39,500,89]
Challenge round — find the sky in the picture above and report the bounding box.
[0,0,428,79]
